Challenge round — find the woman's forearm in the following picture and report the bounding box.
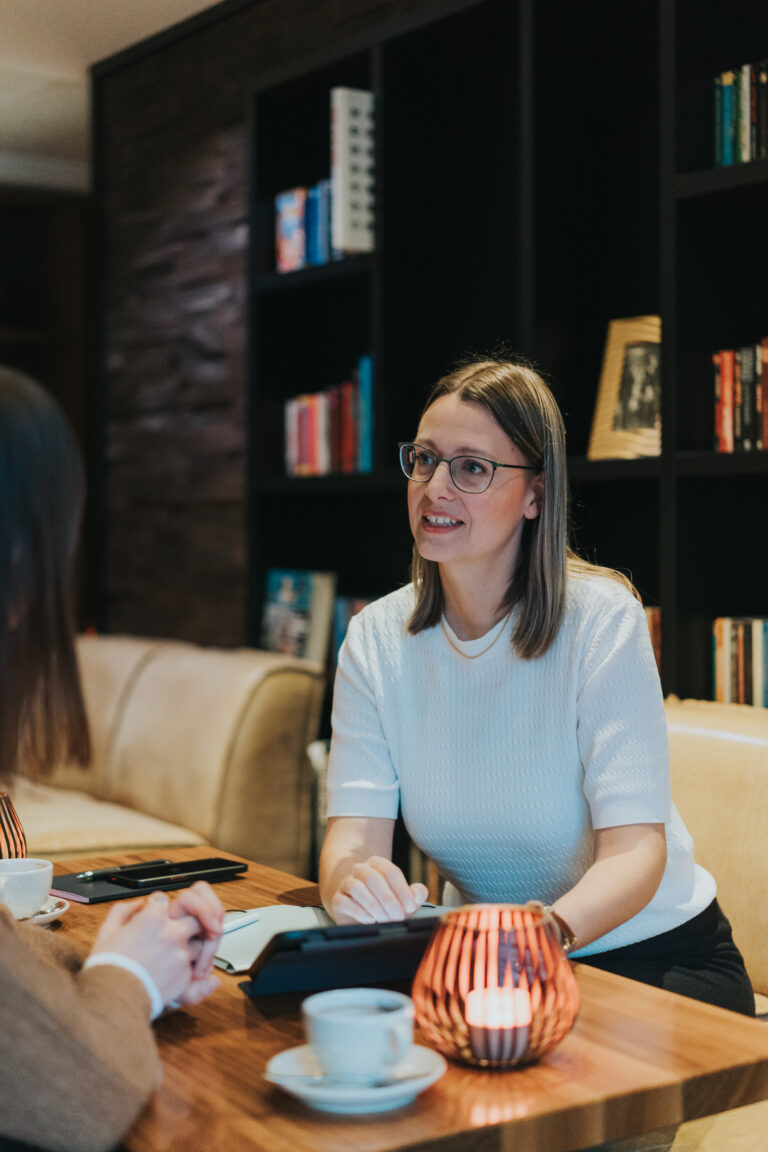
[550,823,667,951]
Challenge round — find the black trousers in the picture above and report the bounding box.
[577,899,755,1016]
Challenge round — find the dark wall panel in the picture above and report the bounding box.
[95,0,454,644]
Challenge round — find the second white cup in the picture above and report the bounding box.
[302,987,414,1080]
[0,858,53,919]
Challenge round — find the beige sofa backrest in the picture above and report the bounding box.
[45,635,326,875]
[666,696,768,998]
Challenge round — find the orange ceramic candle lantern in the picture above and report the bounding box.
[412,903,580,1068]
[0,792,27,859]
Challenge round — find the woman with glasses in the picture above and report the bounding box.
[0,366,225,1150]
[319,356,753,1015]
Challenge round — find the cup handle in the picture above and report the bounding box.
[387,1021,412,1065]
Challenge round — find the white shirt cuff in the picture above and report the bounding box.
[83,953,165,1020]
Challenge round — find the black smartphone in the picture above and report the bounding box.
[110,857,247,889]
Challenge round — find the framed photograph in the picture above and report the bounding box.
[587,315,662,460]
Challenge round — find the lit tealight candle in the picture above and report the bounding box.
[464,986,532,1064]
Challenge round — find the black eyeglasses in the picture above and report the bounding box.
[398,442,536,494]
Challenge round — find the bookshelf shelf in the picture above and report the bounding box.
[567,457,663,483]
[674,451,768,477]
[252,469,404,495]
[675,159,768,199]
[250,255,372,295]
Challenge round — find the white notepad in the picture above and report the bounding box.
[215,905,333,973]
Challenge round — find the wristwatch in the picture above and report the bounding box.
[543,906,578,955]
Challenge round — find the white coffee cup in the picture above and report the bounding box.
[302,987,414,1080]
[0,858,53,919]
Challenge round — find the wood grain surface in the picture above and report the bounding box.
[50,848,768,1152]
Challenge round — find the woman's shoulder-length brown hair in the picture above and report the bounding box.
[0,366,90,784]
[407,357,637,658]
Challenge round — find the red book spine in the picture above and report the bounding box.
[762,337,768,451]
[328,384,342,473]
[756,341,764,451]
[340,380,358,473]
[719,349,735,453]
[713,351,722,451]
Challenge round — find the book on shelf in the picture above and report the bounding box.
[275,187,308,273]
[715,60,768,166]
[759,336,764,446]
[738,344,757,452]
[759,61,768,159]
[713,341,766,453]
[330,87,375,254]
[713,617,768,707]
[282,354,374,477]
[357,352,374,472]
[275,178,341,273]
[260,568,337,667]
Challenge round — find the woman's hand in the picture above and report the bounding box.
[168,881,225,981]
[89,881,225,1009]
[329,855,428,924]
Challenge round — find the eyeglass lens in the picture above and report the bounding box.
[399,444,494,493]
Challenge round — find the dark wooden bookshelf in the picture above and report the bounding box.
[85,0,767,708]
[243,0,768,707]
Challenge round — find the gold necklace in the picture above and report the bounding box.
[440,610,512,659]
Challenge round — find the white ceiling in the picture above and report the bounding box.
[0,0,222,191]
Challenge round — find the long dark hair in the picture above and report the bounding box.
[0,366,90,782]
[407,357,636,658]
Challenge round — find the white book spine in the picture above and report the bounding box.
[316,391,331,475]
[331,87,375,253]
[752,618,764,709]
[741,63,751,161]
[284,397,299,477]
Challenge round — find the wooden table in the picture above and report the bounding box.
[52,847,768,1152]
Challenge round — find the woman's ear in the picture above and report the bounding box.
[523,472,544,520]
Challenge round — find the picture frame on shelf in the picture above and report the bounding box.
[587,315,662,460]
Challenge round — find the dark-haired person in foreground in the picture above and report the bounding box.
[0,365,225,1152]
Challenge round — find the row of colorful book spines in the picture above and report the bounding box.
[274,179,345,274]
[713,617,768,709]
[712,342,767,454]
[284,382,373,477]
[714,60,768,166]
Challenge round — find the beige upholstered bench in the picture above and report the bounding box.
[11,634,325,877]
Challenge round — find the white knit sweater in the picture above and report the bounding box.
[327,575,715,956]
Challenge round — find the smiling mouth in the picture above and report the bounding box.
[423,514,463,527]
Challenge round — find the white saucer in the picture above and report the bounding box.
[23,897,70,926]
[265,1044,446,1114]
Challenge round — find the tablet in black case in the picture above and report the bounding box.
[239,916,441,997]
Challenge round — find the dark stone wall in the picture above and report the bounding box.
[96,0,451,645]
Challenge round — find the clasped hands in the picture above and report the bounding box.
[90,880,225,1012]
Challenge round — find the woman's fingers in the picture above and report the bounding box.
[169,882,225,976]
[332,857,426,924]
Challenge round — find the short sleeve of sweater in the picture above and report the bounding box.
[576,584,670,829]
[326,607,400,820]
